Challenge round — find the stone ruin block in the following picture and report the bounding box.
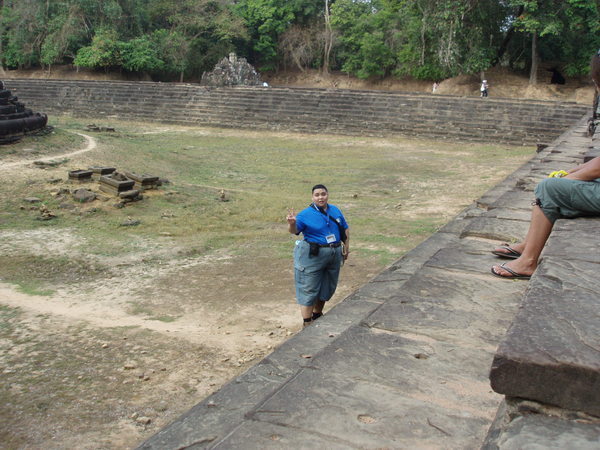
[68,169,93,182]
[118,189,143,203]
[89,166,116,180]
[99,172,135,196]
[123,171,159,190]
[86,124,115,132]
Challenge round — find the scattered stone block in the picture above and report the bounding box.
[123,171,159,190]
[72,188,96,203]
[68,169,93,181]
[118,189,143,203]
[37,204,56,220]
[89,166,116,180]
[120,219,141,227]
[99,172,135,196]
[118,189,141,200]
[33,159,66,168]
[23,197,41,203]
[86,124,115,132]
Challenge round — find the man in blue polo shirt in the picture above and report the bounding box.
[286,184,350,327]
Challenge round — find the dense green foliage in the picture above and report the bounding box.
[0,0,598,82]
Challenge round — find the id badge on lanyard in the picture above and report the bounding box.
[313,203,336,244]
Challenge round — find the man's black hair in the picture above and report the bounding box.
[312,184,328,192]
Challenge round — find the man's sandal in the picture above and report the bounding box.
[491,263,531,280]
[491,244,522,259]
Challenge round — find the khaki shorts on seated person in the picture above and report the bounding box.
[535,177,600,224]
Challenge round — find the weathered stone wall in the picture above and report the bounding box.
[3,78,589,145]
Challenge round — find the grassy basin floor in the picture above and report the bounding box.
[0,118,533,449]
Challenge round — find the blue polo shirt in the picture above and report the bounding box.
[296,203,348,245]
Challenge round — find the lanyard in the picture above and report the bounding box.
[312,203,331,226]
[312,203,346,242]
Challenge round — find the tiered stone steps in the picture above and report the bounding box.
[4,79,589,145]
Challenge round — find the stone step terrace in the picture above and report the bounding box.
[4,79,589,145]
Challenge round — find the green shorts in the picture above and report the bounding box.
[293,240,343,306]
[535,178,600,224]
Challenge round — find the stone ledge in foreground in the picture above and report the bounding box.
[483,400,600,450]
[489,218,600,417]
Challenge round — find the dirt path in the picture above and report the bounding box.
[0,131,97,170]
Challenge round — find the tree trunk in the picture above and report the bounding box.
[529,32,538,85]
[0,0,3,72]
[292,52,305,73]
[323,0,332,74]
[180,71,184,83]
[492,6,524,67]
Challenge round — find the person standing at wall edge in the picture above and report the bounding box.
[480,79,489,97]
[286,184,350,327]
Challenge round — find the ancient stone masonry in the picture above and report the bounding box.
[68,169,93,182]
[99,172,136,196]
[123,171,160,190]
[0,80,48,144]
[4,79,588,145]
[200,53,262,87]
[95,169,161,204]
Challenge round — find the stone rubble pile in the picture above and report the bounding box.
[200,53,262,87]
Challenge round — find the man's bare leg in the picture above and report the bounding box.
[492,206,553,277]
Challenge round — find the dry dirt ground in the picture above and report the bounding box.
[265,66,596,104]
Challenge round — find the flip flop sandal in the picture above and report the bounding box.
[491,263,531,280]
[491,244,522,259]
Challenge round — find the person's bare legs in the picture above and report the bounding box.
[492,206,553,277]
[300,300,326,326]
[300,305,314,327]
[301,305,313,323]
[312,300,325,315]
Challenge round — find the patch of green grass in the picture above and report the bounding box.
[0,254,104,293]
[126,302,154,317]
[0,305,21,332]
[16,283,55,297]
[0,126,85,161]
[126,302,180,321]
[354,247,398,267]
[148,315,177,323]
[0,118,534,284]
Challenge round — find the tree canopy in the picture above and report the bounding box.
[0,0,598,82]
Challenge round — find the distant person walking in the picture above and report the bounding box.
[286,184,350,327]
[480,80,489,97]
[432,82,439,93]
